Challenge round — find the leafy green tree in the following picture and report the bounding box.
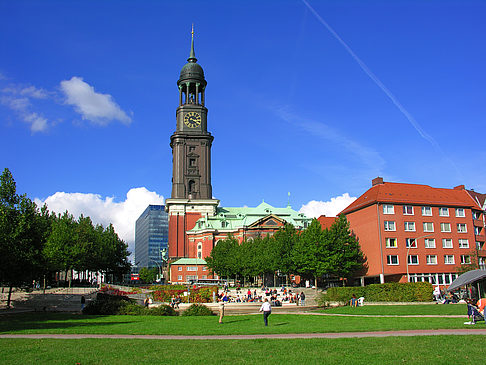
[205,235,239,278]
[272,224,297,276]
[326,215,364,280]
[139,267,158,283]
[0,168,47,307]
[43,211,80,286]
[292,219,324,284]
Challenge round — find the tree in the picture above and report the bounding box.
[272,224,298,277]
[326,215,364,281]
[0,168,47,307]
[139,267,158,283]
[292,219,326,286]
[43,211,80,286]
[205,235,239,278]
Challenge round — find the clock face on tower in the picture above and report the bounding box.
[184,112,201,128]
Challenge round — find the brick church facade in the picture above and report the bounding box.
[165,30,311,284]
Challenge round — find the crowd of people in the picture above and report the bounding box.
[217,285,307,307]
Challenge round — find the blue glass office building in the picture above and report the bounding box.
[135,205,169,268]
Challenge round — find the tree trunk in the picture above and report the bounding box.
[315,275,318,291]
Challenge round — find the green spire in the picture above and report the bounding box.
[188,24,197,63]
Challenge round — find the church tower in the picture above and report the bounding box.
[166,28,219,260]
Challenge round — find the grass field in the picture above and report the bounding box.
[320,303,466,316]
[0,336,484,364]
[0,309,480,336]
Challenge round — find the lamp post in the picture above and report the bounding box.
[150,259,162,282]
[406,233,433,282]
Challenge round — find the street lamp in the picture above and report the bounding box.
[406,233,433,282]
[150,259,162,282]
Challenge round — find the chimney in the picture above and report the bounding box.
[372,177,384,186]
[454,185,465,190]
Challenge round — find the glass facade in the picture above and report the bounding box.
[135,205,169,268]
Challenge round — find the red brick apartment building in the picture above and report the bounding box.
[341,177,486,287]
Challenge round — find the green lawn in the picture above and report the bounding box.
[320,303,465,316]
[0,311,479,335]
[0,336,484,364]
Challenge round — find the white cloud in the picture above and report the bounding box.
[0,95,49,133]
[2,85,49,99]
[299,193,356,218]
[60,76,132,125]
[35,187,165,260]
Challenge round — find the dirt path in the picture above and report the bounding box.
[1,329,486,340]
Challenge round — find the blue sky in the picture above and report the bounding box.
[1,0,485,252]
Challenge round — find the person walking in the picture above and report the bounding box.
[259,298,272,326]
[80,295,86,311]
[219,302,225,324]
[300,291,306,306]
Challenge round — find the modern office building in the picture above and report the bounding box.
[135,205,169,269]
[341,177,486,287]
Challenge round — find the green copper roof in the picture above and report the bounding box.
[179,25,205,81]
[188,202,312,233]
[171,258,207,265]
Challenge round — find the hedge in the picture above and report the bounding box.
[82,294,178,316]
[182,304,214,316]
[318,282,433,306]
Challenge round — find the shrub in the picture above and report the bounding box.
[149,304,178,316]
[117,303,148,315]
[82,293,134,315]
[319,282,433,306]
[181,304,214,316]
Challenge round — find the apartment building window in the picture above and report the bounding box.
[406,238,417,248]
[475,226,483,235]
[460,255,471,265]
[407,255,419,265]
[457,224,467,233]
[387,255,399,265]
[403,205,414,215]
[455,208,465,217]
[383,205,394,214]
[458,239,469,249]
[439,207,449,217]
[423,222,434,232]
[386,238,397,248]
[442,239,453,248]
[202,275,207,279]
[178,266,182,271]
[424,238,436,248]
[440,223,451,232]
[187,266,198,271]
[186,275,197,281]
[477,241,484,250]
[472,211,481,220]
[404,222,416,232]
[422,206,432,216]
[444,255,455,264]
[177,275,182,280]
[426,255,437,265]
[384,221,396,231]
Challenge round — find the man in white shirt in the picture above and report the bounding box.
[259,298,272,326]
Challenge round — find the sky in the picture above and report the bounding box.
[1,0,485,257]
